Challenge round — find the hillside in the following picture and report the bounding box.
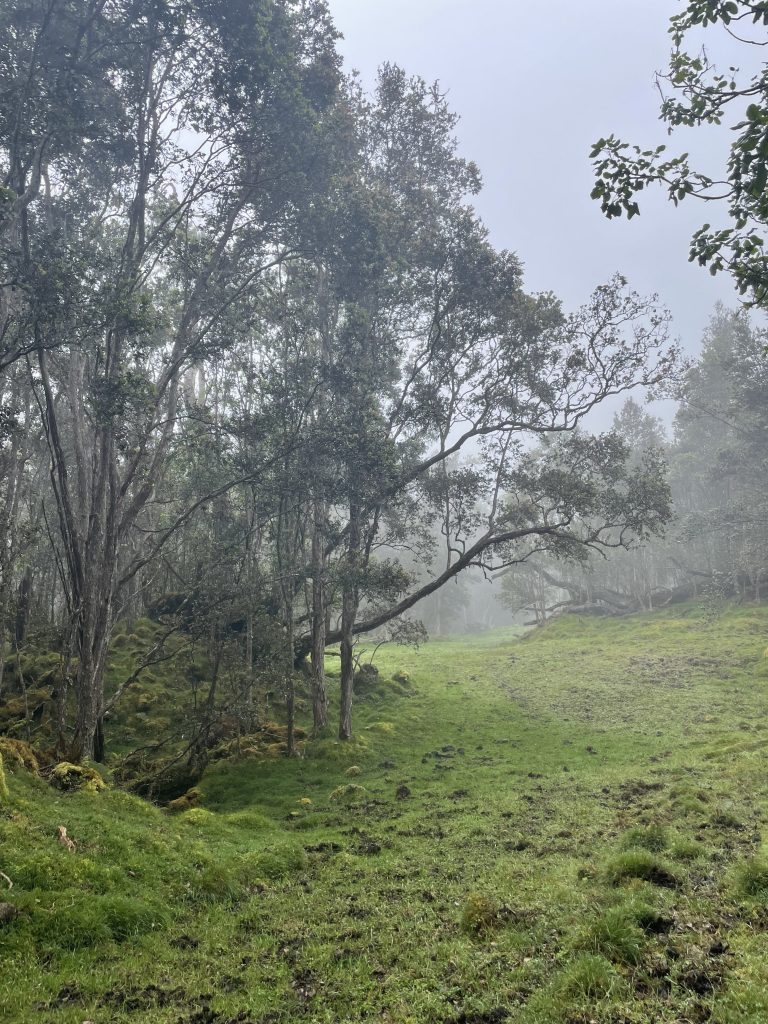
[2,605,768,1024]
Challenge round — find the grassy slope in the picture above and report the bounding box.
[2,604,768,1023]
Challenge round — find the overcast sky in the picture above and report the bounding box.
[328,0,755,375]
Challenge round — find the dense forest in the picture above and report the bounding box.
[2,4,768,1022]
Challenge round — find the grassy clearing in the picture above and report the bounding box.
[1,602,768,1022]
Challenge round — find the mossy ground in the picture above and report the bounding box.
[2,603,768,1022]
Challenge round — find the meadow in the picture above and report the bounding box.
[2,602,768,1023]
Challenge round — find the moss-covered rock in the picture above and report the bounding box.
[49,762,106,794]
[329,783,367,804]
[167,787,202,813]
[0,739,40,774]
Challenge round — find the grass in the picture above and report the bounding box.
[1,601,768,1022]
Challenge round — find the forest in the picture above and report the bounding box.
[1,2,768,1023]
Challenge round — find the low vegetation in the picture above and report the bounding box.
[0,602,767,1022]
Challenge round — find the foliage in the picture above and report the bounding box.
[591,1,768,304]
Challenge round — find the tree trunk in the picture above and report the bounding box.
[339,503,360,741]
[310,494,328,733]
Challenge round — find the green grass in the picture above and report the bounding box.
[1,601,768,1022]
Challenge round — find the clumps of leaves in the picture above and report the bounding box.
[49,762,105,794]
[603,849,678,888]
[329,783,367,804]
[344,765,362,777]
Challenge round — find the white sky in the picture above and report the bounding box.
[328,0,757,380]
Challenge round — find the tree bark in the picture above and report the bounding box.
[310,493,328,733]
[339,503,360,741]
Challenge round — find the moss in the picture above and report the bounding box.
[460,893,505,934]
[0,739,40,774]
[49,762,106,794]
[329,783,367,804]
[365,721,395,734]
[179,807,218,828]
[167,787,202,813]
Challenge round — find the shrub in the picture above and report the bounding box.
[344,765,362,777]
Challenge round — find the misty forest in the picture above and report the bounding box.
[1,1,768,1022]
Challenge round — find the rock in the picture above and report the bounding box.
[49,762,106,794]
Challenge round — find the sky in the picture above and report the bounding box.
[327,0,755,387]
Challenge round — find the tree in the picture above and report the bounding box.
[590,1,768,305]
[0,0,342,761]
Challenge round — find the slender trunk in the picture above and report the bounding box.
[310,494,328,733]
[339,503,360,741]
[285,591,296,756]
